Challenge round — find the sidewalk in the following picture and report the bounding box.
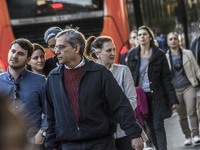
[165,110,200,150]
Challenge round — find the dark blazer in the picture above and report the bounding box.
[120,49,132,65]
[190,35,200,65]
[45,57,141,149]
[44,55,58,75]
[127,44,179,119]
[120,52,128,65]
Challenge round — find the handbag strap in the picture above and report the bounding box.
[138,61,150,87]
[138,50,152,87]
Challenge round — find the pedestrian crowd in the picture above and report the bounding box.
[0,22,200,150]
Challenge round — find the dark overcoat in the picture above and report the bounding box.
[127,44,179,119]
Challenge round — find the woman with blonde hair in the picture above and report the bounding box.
[166,32,200,145]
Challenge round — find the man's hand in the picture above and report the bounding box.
[35,131,45,145]
[172,104,178,110]
[131,137,144,150]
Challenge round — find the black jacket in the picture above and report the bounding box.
[190,35,200,65]
[127,44,179,119]
[44,55,58,75]
[119,49,132,65]
[45,58,141,149]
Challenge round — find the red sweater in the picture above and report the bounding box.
[64,66,84,121]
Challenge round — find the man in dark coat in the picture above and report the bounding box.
[190,18,200,123]
[45,28,144,150]
[190,19,200,65]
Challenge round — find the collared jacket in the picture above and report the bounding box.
[190,35,200,65]
[166,48,200,87]
[45,58,141,149]
[127,44,179,119]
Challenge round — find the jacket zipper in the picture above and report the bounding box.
[77,124,80,131]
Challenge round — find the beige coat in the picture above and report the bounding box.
[166,49,200,87]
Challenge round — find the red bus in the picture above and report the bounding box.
[0,0,134,73]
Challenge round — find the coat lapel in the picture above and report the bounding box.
[182,51,189,65]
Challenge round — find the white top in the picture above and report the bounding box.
[64,56,85,69]
[109,63,137,138]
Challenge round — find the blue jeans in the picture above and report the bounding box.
[145,92,167,150]
[62,136,116,150]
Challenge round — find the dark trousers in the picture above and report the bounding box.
[115,136,134,150]
[143,121,154,148]
[145,92,167,150]
[31,144,46,150]
[62,136,116,150]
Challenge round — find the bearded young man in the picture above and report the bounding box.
[0,38,47,150]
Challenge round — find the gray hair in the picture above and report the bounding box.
[56,29,86,55]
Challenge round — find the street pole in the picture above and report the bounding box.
[132,0,143,28]
[177,0,189,48]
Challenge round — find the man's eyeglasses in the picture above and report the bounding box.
[13,83,20,100]
[54,45,69,52]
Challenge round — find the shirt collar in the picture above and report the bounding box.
[6,69,27,81]
[64,56,85,69]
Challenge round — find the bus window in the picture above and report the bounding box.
[7,0,103,19]
[3,0,131,65]
[6,0,104,59]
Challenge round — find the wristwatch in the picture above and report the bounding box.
[39,130,46,137]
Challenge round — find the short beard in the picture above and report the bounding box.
[9,64,25,71]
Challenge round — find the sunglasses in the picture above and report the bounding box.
[13,83,20,100]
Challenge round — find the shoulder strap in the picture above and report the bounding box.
[138,49,152,87]
[138,61,150,87]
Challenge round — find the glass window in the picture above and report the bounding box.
[6,0,104,46]
[7,0,103,19]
